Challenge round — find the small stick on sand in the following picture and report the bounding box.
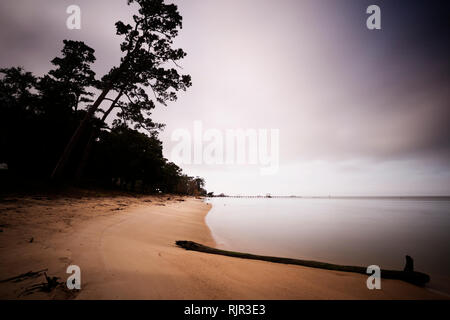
[0,269,48,283]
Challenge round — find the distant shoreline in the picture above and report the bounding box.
[210,195,450,200]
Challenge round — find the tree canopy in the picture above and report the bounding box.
[0,0,206,196]
[51,0,192,180]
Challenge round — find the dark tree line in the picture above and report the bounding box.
[0,0,206,196]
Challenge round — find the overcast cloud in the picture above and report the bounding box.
[0,0,449,195]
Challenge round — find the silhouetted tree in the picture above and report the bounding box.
[0,67,39,173]
[0,1,206,196]
[52,0,191,180]
[45,40,97,112]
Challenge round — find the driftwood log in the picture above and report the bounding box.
[175,240,430,286]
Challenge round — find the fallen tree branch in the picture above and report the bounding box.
[175,240,430,286]
[18,272,64,297]
[0,269,48,283]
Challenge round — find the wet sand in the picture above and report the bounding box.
[0,195,446,299]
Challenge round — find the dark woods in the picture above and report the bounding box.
[0,0,207,196]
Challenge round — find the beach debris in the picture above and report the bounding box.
[18,272,64,297]
[0,269,48,283]
[43,272,61,290]
[175,240,431,286]
[14,271,79,299]
[29,237,34,243]
[404,255,414,272]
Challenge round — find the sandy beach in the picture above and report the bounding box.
[0,194,446,299]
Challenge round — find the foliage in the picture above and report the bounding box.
[0,1,205,196]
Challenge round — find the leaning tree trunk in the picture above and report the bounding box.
[51,85,112,180]
[75,92,123,181]
[51,37,143,181]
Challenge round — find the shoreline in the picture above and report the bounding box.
[0,195,447,299]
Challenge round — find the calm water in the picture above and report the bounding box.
[206,197,450,294]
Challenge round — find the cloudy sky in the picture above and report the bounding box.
[0,0,449,195]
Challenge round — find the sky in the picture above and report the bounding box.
[0,0,449,196]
